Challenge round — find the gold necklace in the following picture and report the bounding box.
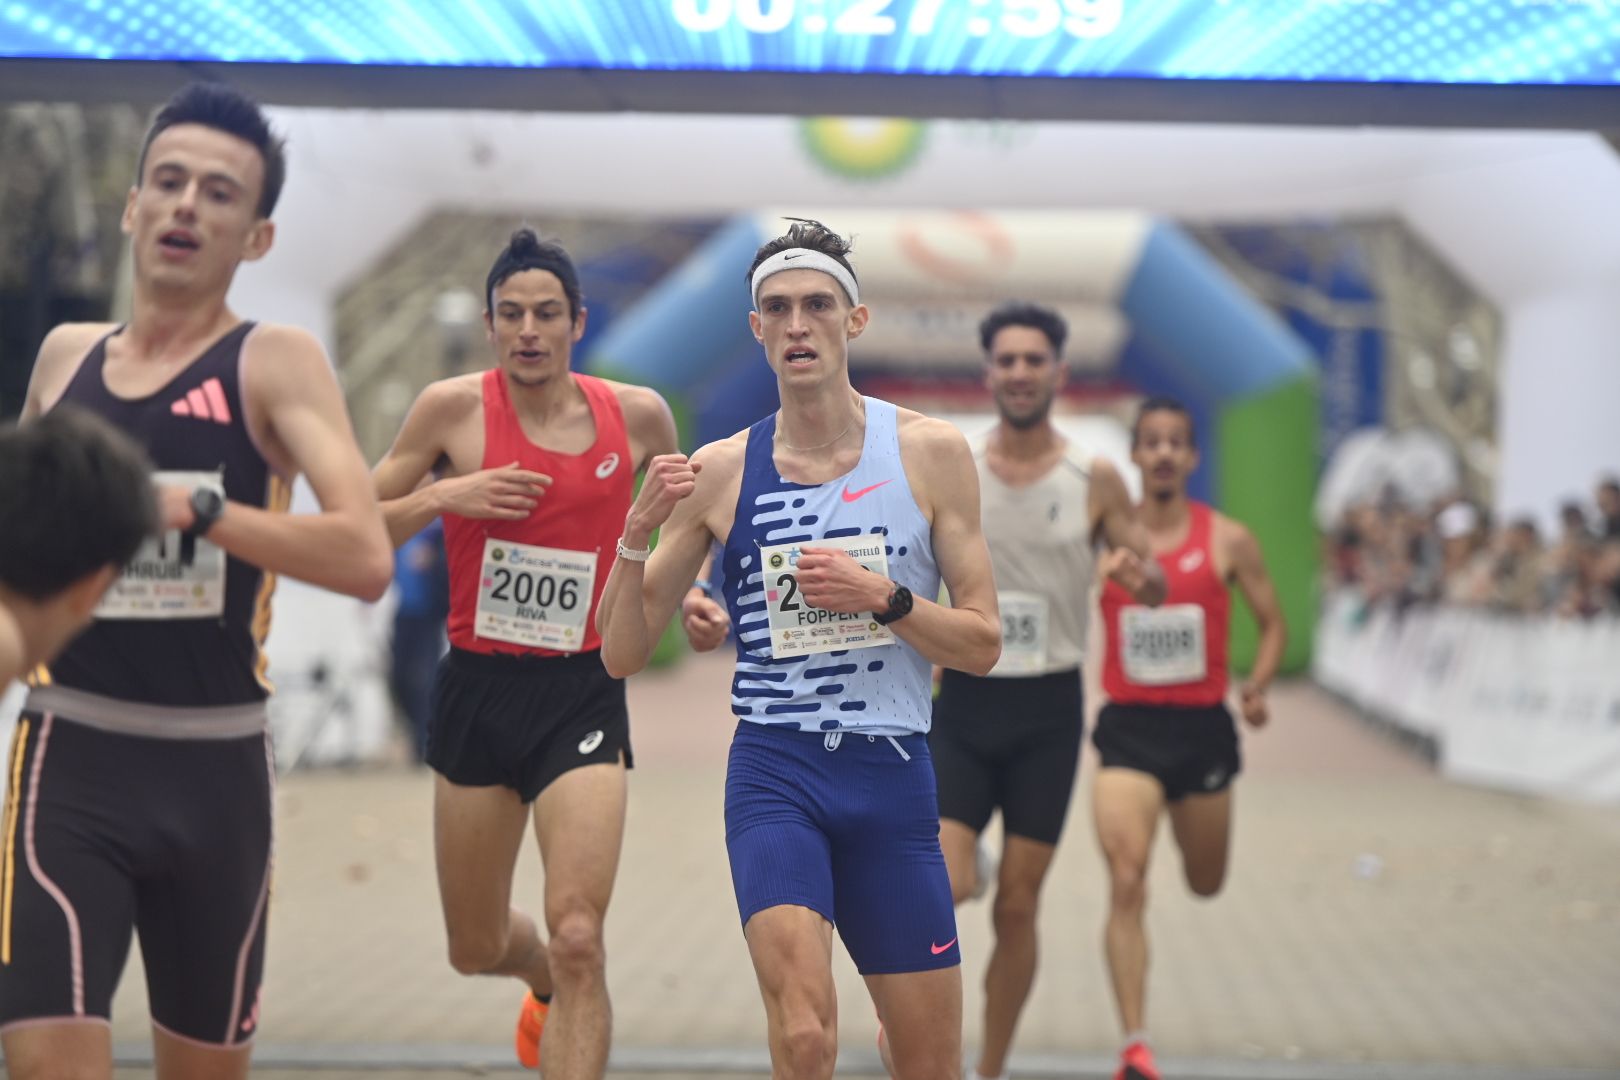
[775,402,863,452]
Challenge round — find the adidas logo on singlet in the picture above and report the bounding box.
[169,378,233,424]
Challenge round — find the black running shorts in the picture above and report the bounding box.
[428,647,632,803]
[928,667,1084,846]
[0,712,273,1046]
[1092,701,1242,802]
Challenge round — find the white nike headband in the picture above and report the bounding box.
[750,248,860,309]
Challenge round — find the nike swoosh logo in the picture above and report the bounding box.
[784,253,806,260]
[841,479,893,503]
[930,938,957,955]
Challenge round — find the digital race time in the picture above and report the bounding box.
[670,0,1125,40]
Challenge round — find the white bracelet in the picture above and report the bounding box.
[616,538,652,563]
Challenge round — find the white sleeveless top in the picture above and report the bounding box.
[973,433,1095,677]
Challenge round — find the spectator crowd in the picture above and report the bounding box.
[1328,477,1620,619]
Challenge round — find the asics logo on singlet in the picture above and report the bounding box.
[841,479,892,503]
[168,377,233,424]
[578,730,605,754]
[1179,549,1205,574]
[595,453,621,479]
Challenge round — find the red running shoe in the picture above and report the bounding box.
[1115,1039,1162,1080]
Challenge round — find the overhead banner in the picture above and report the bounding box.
[8,1,1617,86]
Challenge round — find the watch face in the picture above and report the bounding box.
[192,487,225,520]
[880,584,912,623]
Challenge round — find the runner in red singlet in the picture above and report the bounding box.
[371,228,678,1080]
[1092,396,1288,1080]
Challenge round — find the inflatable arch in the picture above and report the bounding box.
[586,212,1316,672]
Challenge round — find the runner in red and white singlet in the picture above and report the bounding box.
[1092,396,1288,1080]
[372,228,678,1078]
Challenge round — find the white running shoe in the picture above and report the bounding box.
[971,837,997,900]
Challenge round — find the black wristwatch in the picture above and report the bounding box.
[873,583,913,625]
[189,486,225,537]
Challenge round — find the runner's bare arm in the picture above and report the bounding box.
[373,381,457,545]
[847,417,999,675]
[1227,518,1286,691]
[616,387,728,651]
[19,323,115,420]
[373,379,550,548]
[1090,458,1166,606]
[597,443,726,678]
[613,382,681,470]
[189,325,392,600]
[0,606,24,686]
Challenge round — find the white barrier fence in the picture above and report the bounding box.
[1314,591,1620,802]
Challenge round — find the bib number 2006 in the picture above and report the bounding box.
[487,568,580,611]
[475,540,596,651]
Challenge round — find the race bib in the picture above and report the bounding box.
[1120,604,1207,685]
[991,590,1049,676]
[762,535,894,658]
[474,539,595,651]
[97,470,226,620]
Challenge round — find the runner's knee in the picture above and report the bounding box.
[991,886,1038,935]
[1185,860,1226,898]
[1107,855,1149,911]
[948,865,977,906]
[778,1012,836,1076]
[546,906,606,981]
[446,929,507,976]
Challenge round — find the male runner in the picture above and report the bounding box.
[3,82,392,1080]
[0,408,159,685]
[932,302,1164,1080]
[599,218,1002,1080]
[372,227,678,1079]
[1093,397,1286,1080]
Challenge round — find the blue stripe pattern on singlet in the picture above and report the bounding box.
[720,398,938,737]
